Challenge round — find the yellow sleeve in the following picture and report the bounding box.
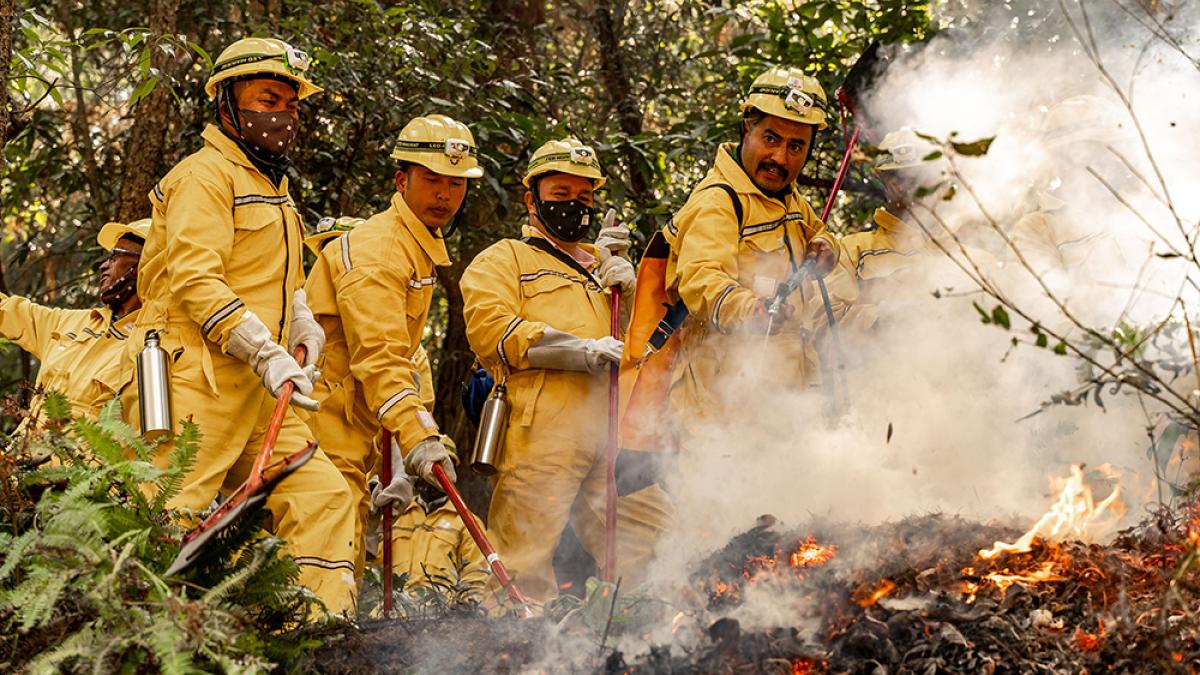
[158,173,245,346]
[413,344,436,410]
[460,243,547,374]
[337,262,435,453]
[672,196,760,333]
[0,293,68,358]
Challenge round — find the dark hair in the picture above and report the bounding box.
[742,108,768,129]
[119,234,145,247]
[396,161,413,173]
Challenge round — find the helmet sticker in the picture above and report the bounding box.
[444,138,471,163]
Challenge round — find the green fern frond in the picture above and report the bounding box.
[0,529,37,583]
[151,421,200,513]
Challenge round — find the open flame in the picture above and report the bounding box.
[963,464,1124,599]
[707,536,836,605]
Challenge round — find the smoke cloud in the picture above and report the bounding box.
[640,0,1200,634]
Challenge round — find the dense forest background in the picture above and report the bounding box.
[0,0,931,450]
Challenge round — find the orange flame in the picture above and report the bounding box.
[853,579,897,608]
[979,464,1124,560]
[964,465,1123,599]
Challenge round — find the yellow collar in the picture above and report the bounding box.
[201,124,289,191]
[392,193,451,267]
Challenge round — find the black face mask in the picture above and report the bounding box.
[100,265,138,313]
[534,195,593,243]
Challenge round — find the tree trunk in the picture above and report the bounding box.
[432,0,545,516]
[592,1,649,213]
[0,0,15,165]
[115,0,180,222]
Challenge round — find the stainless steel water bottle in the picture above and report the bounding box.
[470,383,509,476]
[137,330,174,440]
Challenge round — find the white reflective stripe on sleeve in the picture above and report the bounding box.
[340,235,352,271]
[376,389,418,421]
[711,285,738,333]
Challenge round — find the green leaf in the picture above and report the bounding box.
[1053,341,1068,355]
[1036,333,1048,348]
[942,184,956,201]
[950,136,995,156]
[130,76,158,104]
[991,305,1011,330]
[972,301,991,324]
[921,150,943,161]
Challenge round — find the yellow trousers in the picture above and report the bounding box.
[126,339,358,615]
[487,409,674,603]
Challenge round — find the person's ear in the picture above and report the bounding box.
[395,169,407,194]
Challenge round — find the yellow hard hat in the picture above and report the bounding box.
[740,67,829,130]
[97,218,151,251]
[875,127,938,171]
[1041,95,1126,148]
[390,114,483,178]
[522,138,606,189]
[204,37,322,100]
[304,216,365,255]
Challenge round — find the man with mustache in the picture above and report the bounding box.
[663,66,841,441]
[125,37,356,615]
[0,219,148,423]
[302,114,482,580]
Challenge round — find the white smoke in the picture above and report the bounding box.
[639,0,1200,635]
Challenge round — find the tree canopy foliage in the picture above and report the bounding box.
[0,0,932,444]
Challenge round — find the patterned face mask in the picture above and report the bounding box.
[535,197,594,243]
[239,108,298,158]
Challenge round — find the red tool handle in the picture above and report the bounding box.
[248,345,307,492]
[819,124,861,223]
[604,287,620,582]
[431,463,533,615]
[380,430,394,617]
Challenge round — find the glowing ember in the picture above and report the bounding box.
[743,537,836,585]
[791,658,814,674]
[1074,620,1105,652]
[853,578,897,608]
[979,464,1124,559]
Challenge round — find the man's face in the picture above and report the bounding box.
[234,78,299,118]
[524,172,595,221]
[740,114,815,194]
[98,236,143,296]
[396,164,468,230]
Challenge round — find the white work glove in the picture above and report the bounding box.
[594,209,631,260]
[596,255,636,296]
[371,437,416,511]
[405,436,457,487]
[527,327,623,375]
[288,289,325,370]
[226,310,321,411]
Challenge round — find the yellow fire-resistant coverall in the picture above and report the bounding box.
[379,496,489,595]
[304,193,447,576]
[126,124,356,614]
[825,207,928,330]
[461,227,673,603]
[0,297,138,420]
[664,143,840,439]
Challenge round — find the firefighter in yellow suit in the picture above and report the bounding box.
[304,115,480,578]
[125,38,356,615]
[664,67,841,440]
[460,138,673,604]
[374,437,489,596]
[1,219,149,423]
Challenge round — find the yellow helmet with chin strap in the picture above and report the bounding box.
[522,138,606,189]
[205,37,321,100]
[390,114,484,178]
[304,216,365,256]
[740,66,829,130]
